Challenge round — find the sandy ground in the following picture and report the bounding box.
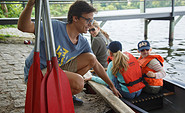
[74,90,111,113]
[0,28,112,113]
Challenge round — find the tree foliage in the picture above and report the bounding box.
[0,2,23,18]
[0,0,185,18]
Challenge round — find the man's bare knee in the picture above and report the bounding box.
[71,76,84,94]
[85,53,97,67]
[65,72,84,95]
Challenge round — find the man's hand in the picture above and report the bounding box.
[84,77,92,82]
[27,0,35,7]
[109,86,122,98]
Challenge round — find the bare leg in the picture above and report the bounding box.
[65,71,84,95]
[42,68,84,95]
[76,53,96,76]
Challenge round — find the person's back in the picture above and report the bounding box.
[107,42,145,99]
[91,32,109,67]
[85,41,145,99]
[119,52,145,93]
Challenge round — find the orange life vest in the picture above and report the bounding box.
[138,55,164,86]
[120,52,145,93]
[107,56,113,64]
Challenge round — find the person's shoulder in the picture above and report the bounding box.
[98,32,104,37]
[108,61,113,67]
[91,37,101,46]
[97,32,105,39]
[93,36,101,40]
[79,34,88,42]
[93,35,104,42]
[51,19,66,25]
[149,54,164,61]
[150,58,159,63]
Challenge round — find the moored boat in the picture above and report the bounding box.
[121,78,185,113]
[85,72,185,113]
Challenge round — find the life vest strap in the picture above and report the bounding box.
[120,77,143,87]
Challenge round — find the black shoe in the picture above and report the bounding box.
[73,95,83,106]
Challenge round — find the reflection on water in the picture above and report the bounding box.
[85,7,185,86]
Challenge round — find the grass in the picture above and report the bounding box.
[0,25,17,29]
[0,34,19,40]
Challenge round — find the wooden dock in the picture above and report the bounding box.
[84,71,135,113]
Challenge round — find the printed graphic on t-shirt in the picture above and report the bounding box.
[56,45,75,66]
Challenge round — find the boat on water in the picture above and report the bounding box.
[85,71,185,113]
[121,78,185,113]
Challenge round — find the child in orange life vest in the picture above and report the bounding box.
[85,41,145,99]
[137,40,166,94]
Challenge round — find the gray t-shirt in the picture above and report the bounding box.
[24,20,92,82]
[91,32,111,68]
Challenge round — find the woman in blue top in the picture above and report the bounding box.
[85,41,145,99]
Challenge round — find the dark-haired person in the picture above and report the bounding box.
[137,40,166,94]
[89,20,112,68]
[85,41,145,99]
[18,0,121,105]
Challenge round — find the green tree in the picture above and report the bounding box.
[0,2,23,18]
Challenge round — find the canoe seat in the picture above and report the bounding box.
[127,91,163,111]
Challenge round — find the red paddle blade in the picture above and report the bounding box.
[25,52,43,113]
[47,57,74,113]
[40,60,52,113]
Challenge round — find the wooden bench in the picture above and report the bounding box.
[84,71,135,113]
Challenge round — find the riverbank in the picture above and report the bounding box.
[0,28,111,113]
[0,28,35,44]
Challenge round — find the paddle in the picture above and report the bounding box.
[25,0,43,113]
[42,0,75,112]
[40,2,52,113]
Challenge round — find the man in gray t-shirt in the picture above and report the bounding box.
[18,0,121,101]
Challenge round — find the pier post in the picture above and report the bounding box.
[169,17,174,46]
[140,0,145,13]
[169,0,175,46]
[144,19,148,40]
[141,0,147,40]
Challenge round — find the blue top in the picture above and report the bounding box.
[91,61,129,92]
[24,20,92,82]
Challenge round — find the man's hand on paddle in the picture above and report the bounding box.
[27,0,35,6]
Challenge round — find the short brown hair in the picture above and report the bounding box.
[67,0,97,24]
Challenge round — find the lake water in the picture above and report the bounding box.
[85,6,185,87]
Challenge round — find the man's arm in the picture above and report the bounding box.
[93,61,122,97]
[17,0,35,33]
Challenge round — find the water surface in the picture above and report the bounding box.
[85,7,185,86]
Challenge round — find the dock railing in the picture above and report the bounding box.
[1,0,185,45]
